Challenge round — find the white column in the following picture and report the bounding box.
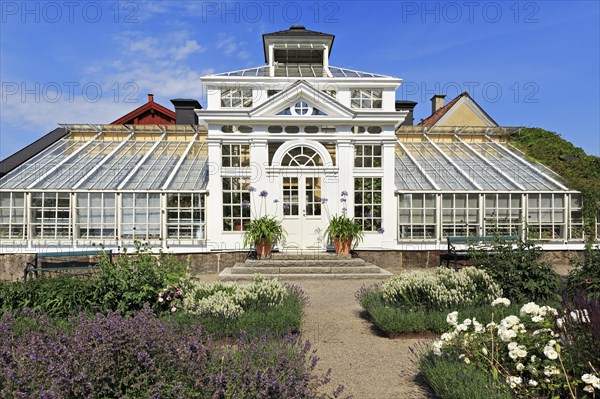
[381,141,397,249]
[205,140,224,250]
[336,140,354,217]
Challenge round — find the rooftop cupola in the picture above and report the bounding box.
[262,25,335,75]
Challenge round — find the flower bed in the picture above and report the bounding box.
[420,297,600,398]
[172,276,308,338]
[0,307,344,399]
[357,267,504,334]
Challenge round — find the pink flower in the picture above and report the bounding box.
[171,306,177,312]
[166,296,172,301]
[586,278,593,285]
[158,297,164,303]
[158,293,163,298]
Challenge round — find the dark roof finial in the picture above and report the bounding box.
[290,25,305,30]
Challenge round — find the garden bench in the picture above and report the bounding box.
[23,249,113,280]
[440,236,519,269]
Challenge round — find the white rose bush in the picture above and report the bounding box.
[357,267,508,334]
[183,275,289,319]
[424,298,599,398]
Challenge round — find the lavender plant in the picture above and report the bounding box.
[0,306,345,399]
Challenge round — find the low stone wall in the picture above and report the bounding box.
[0,250,583,281]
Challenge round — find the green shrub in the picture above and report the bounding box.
[358,286,521,334]
[470,237,561,303]
[0,242,188,316]
[419,353,513,399]
[0,275,97,317]
[568,244,600,299]
[379,267,501,311]
[173,283,307,338]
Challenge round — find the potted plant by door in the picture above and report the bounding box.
[324,214,364,255]
[242,215,286,258]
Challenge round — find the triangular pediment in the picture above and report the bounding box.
[432,93,497,127]
[249,80,355,118]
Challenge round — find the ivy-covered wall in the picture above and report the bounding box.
[510,127,600,243]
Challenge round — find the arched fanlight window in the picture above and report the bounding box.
[281,146,324,167]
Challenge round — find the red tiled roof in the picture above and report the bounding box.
[111,96,176,125]
[418,92,467,126]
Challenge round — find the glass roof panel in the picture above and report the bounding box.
[212,65,392,78]
[404,142,478,190]
[79,141,153,190]
[436,143,519,191]
[37,141,118,189]
[468,143,561,190]
[167,142,208,191]
[394,156,435,191]
[122,141,185,190]
[0,139,87,189]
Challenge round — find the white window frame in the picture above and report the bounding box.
[350,89,383,109]
[398,193,437,240]
[0,192,26,239]
[569,193,584,241]
[76,192,117,240]
[121,193,161,240]
[526,193,566,241]
[166,193,206,240]
[354,144,382,168]
[354,177,382,231]
[483,193,523,237]
[441,193,480,237]
[222,177,251,231]
[30,192,72,239]
[222,144,250,167]
[220,88,253,108]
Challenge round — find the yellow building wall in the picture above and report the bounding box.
[442,103,491,126]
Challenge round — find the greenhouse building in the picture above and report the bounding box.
[0,25,594,260]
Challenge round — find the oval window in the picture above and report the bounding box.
[352,126,366,134]
[268,125,283,133]
[367,126,382,134]
[321,126,336,134]
[285,126,300,134]
[221,125,234,133]
[304,126,319,134]
[238,125,253,133]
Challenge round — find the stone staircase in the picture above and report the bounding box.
[218,252,393,281]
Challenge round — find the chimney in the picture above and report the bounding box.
[170,99,202,125]
[395,100,418,126]
[147,93,154,102]
[430,94,446,114]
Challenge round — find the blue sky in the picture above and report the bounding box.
[1,0,599,159]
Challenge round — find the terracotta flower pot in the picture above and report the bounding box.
[255,239,272,259]
[333,237,352,255]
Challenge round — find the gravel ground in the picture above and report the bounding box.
[289,279,435,399]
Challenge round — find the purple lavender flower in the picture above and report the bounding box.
[259,190,268,198]
[242,200,250,209]
[340,190,348,197]
[377,227,385,234]
[273,199,279,204]
[283,204,290,210]
[365,210,372,217]
[340,197,347,203]
[248,186,256,192]
[321,198,328,204]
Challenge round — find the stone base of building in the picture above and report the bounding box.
[0,250,581,282]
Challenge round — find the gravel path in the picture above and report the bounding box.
[292,279,435,399]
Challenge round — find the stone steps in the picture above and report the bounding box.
[218,251,393,281]
[242,259,366,268]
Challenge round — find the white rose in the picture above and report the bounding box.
[492,297,511,307]
[482,347,488,356]
[544,346,558,360]
[520,302,540,316]
[516,363,525,371]
[446,311,459,326]
[583,385,595,393]
[528,379,538,387]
